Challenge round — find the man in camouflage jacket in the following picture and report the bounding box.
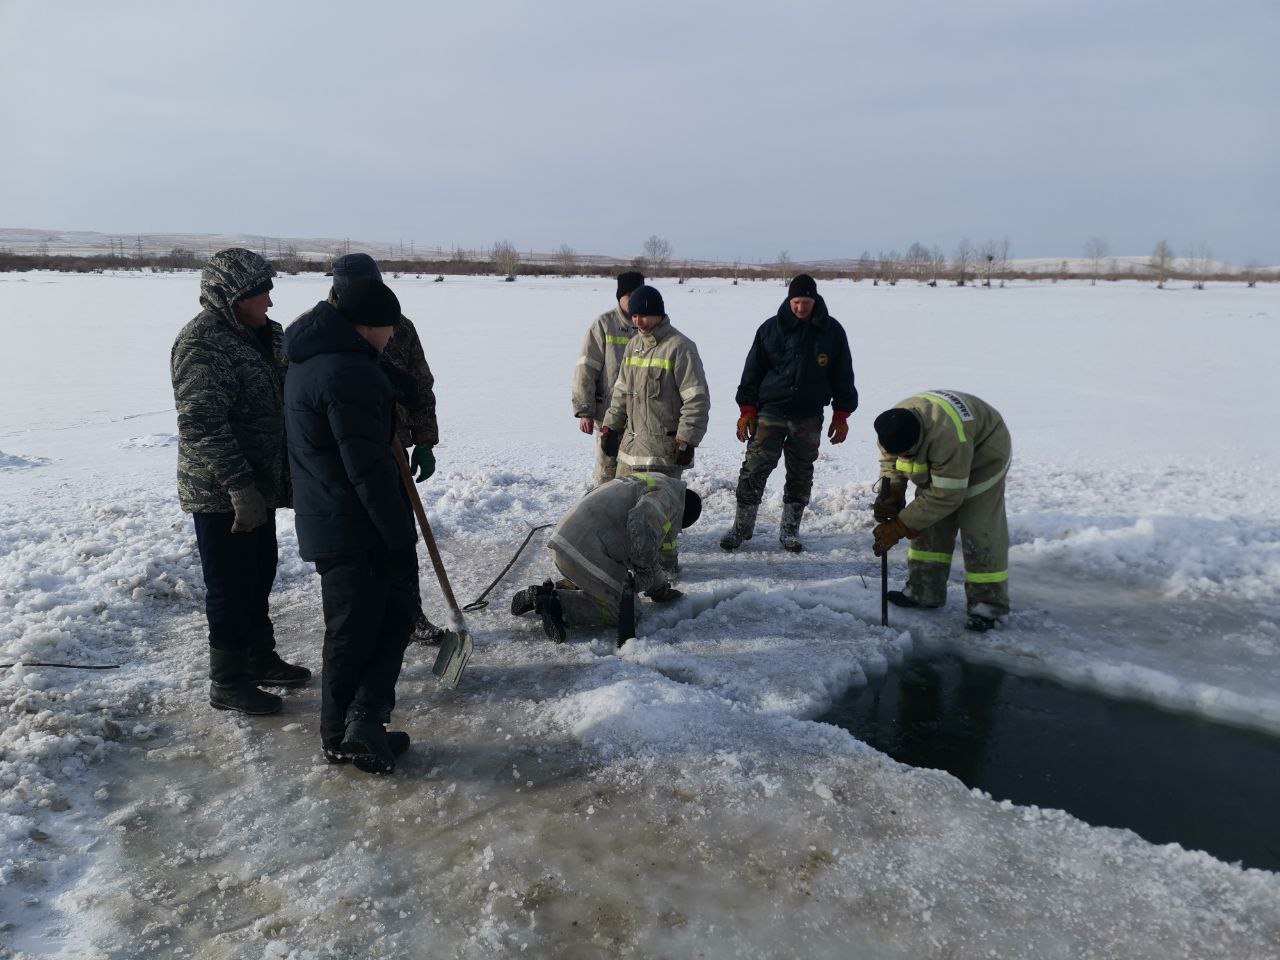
[325,254,443,643]
[170,247,310,716]
[571,270,644,486]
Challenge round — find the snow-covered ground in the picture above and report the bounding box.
[1,272,1278,958]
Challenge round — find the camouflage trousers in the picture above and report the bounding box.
[733,413,823,507]
[904,473,1010,618]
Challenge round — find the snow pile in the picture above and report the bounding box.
[118,433,178,449]
[0,450,49,470]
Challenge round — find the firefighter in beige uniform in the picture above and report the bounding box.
[600,285,710,572]
[870,390,1012,632]
[572,271,645,486]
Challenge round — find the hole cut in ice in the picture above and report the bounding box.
[817,652,1280,873]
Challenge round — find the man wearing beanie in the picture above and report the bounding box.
[321,253,444,645]
[572,270,644,486]
[171,247,310,717]
[870,390,1012,633]
[599,284,710,574]
[721,273,857,553]
[284,277,419,774]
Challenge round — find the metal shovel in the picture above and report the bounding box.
[392,444,472,689]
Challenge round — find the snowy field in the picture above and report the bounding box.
[1,271,1279,959]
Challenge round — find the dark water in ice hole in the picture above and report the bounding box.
[816,653,1280,873]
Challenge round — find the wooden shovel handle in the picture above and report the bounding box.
[391,443,460,615]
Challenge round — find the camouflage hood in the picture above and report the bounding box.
[199,248,275,321]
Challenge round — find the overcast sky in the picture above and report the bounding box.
[2,0,1276,263]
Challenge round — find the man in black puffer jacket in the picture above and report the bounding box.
[284,277,418,775]
[721,274,857,553]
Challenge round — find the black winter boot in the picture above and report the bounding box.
[965,613,997,633]
[338,719,397,775]
[411,609,448,645]
[247,649,311,687]
[210,648,283,715]
[324,730,410,765]
[511,580,555,617]
[534,591,568,643]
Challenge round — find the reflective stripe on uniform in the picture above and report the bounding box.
[632,472,657,488]
[895,459,930,474]
[964,461,1009,500]
[930,474,969,490]
[679,386,704,401]
[605,335,631,345]
[908,548,953,564]
[627,356,674,370]
[618,452,672,467]
[965,570,1008,584]
[576,356,602,370]
[916,392,968,442]
[548,536,626,594]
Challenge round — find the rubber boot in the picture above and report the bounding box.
[779,502,805,553]
[719,502,758,551]
[209,648,282,715]
[511,580,555,617]
[411,608,447,645]
[534,591,568,643]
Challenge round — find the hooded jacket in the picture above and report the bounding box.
[283,301,415,561]
[171,248,289,513]
[734,295,857,420]
[601,316,710,472]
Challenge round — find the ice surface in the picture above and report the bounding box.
[1,273,1278,958]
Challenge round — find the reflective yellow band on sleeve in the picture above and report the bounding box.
[576,356,602,369]
[662,521,672,534]
[895,459,930,474]
[965,570,1008,584]
[627,356,674,370]
[908,548,953,564]
[679,386,704,401]
[606,335,632,345]
[930,475,969,490]
[631,472,657,488]
[916,392,968,442]
[661,540,678,551]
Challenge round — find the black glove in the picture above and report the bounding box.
[645,583,683,603]
[600,426,621,457]
[674,440,694,467]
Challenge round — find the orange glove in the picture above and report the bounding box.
[872,517,916,557]
[736,406,758,443]
[827,410,850,444]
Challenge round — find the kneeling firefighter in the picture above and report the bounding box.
[871,390,1012,632]
[511,472,702,641]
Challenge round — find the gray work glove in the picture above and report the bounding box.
[229,486,270,533]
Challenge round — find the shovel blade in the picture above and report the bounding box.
[431,628,472,689]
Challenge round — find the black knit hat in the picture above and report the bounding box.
[874,408,922,454]
[337,277,400,327]
[616,271,645,301]
[628,284,665,317]
[682,489,703,529]
[331,253,382,296]
[787,273,818,300]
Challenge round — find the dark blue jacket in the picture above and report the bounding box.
[283,302,415,561]
[734,295,858,419]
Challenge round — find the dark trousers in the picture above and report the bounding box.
[316,545,419,747]
[192,513,278,654]
[733,413,823,507]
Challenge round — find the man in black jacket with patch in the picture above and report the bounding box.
[284,277,418,774]
[720,274,857,552]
